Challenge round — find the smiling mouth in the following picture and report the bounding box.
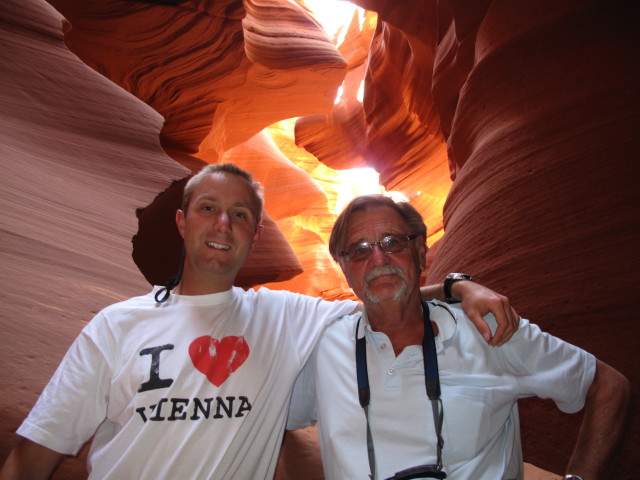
[205,241,230,251]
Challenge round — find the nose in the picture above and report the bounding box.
[215,211,231,231]
[368,243,389,264]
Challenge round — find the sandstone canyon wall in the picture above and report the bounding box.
[422,1,639,475]
[1,0,638,478]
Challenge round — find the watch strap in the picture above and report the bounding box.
[443,273,473,304]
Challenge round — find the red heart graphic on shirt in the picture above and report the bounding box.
[189,336,250,386]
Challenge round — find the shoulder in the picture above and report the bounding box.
[238,287,310,308]
[321,311,361,342]
[244,286,357,311]
[99,289,157,313]
[327,310,361,327]
[425,300,458,320]
[242,286,299,300]
[83,290,160,335]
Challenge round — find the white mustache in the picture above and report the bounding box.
[365,265,405,284]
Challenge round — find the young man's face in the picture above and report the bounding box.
[339,206,426,305]
[176,172,263,292]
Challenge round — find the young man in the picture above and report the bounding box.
[1,165,517,479]
[288,194,630,480]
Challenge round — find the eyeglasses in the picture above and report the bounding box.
[339,234,418,262]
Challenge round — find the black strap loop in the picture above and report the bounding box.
[154,247,186,304]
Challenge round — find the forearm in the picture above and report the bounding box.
[421,277,518,345]
[566,360,631,479]
[419,279,476,303]
[419,284,445,301]
[419,279,496,303]
[0,438,63,480]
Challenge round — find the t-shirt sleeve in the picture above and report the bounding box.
[286,345,319,430]
[498,317,596,413]
[283,294,358,367]
[16,313,114,455]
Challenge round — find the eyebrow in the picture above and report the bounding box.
[195,195,252,208]
[346,232,400,245]
[193,195,257,220]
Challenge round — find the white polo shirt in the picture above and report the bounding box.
[288,301,595,480]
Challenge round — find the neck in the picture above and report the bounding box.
[175,268,234,296]
[365,292,428,356]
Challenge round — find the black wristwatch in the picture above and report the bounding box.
[443,273,473,304]
[564,476,584,480]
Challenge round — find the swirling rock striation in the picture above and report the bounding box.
[1,0,638,478]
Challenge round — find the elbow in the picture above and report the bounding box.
[590,359,631,414]
[617,372,632,414]
[608,365,631,412]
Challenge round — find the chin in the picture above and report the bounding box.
[364,283,408,304]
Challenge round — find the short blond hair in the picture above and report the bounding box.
[181,163,263,225]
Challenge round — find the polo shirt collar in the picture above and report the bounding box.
[353,300,458,344]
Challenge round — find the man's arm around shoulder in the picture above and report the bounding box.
[420,279,519,346]
[566,359,631,479]
[0,438,62,480]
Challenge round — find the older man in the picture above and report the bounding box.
[0,165,517,480]
[288,194,630,480]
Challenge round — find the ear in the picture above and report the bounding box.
[418,242,428,273]
[176,209,186,239]
[250,224,264,250]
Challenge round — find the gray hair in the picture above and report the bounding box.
[328,194,427,261]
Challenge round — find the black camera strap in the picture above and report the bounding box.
[356,301,446,479]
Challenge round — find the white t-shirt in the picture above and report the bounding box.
[288,301,596,480]
[17,286,357,479]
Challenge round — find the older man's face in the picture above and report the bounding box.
[339,206,426,305]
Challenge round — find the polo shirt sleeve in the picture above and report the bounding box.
[498,317,596,413]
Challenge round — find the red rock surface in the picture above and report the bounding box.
[1,0,638,478]
[423,1,639,476]
[0,2,187,478]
